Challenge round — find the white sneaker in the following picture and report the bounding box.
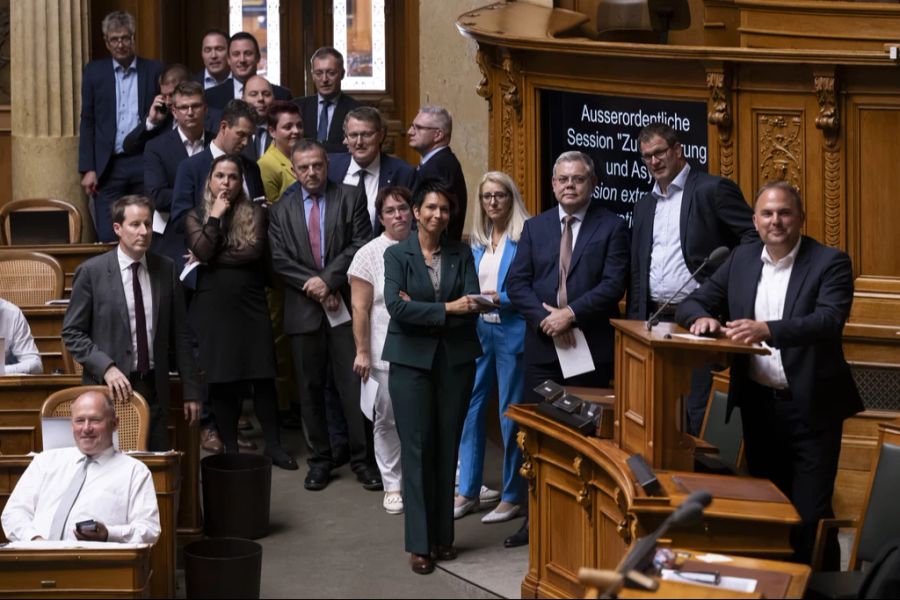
[482,503,521,524]
[454,496,480,519]
[383,492,403,515]
[479,485,501,503]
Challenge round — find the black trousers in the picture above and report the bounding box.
[130,371,168,451]
[93,154,143,242]
[522,359,613,404]
[740,380,843,566]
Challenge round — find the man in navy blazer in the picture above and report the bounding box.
[296,47,361,154]
[327,106,416,234]
[170,100,263,281]
[676,182,862,565]
[78,11,163,242]
[192,29,231,90]
[204,32,291,111]
[627,122,756,434]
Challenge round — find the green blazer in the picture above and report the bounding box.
[382,234,483,370]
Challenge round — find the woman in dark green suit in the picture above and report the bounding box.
[383,180,489,574]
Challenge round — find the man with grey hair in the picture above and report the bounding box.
[407,105,468,240]
[78,10,164,242]
[2,390,161,543]
[505,150,629,548]
[296,47,362,153]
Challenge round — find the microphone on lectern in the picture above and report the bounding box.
[646,246,730,330]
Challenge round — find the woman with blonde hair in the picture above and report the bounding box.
[185,154,296,469]
[455,171,531,524]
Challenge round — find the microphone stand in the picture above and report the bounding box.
[646,255,714,331]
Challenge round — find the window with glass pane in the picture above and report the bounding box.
[229,0,282,86]
[334,0,386,92]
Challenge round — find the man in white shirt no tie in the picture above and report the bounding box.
[1,390,161,543]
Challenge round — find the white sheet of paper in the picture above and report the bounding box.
[668,332,714,341]
[661,569,757,593]
[2,540,150,550]
[554,327,595,379]
[359,376,378,421]
[179,260,200,282]
[152,210,169,235]
[325,299,351,327]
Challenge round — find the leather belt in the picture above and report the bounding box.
[750,380,792,401]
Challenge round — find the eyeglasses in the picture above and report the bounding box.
[106,34,134,46]
[381,205,411,217]
[480,192,509,202]
[553,175,590,186]
[640,146,671,163]
[175,103,204,113]
[346,130,378,141]
[312,69,340,79]
[409,122,439,132]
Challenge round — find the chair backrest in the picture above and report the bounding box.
[0,250,65,306]
[699,390,745,472]
[0,198,82,245]
[854,439,900,566]
[41,385,150,451]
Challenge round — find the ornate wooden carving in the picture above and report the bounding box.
[815,73,842,247]
[500,49,523,177]
[758,113,803,190]
[517,430,535,493]
[614,486,634,545]
[573,455,592,521]
[706,67,734,180]
[475,45,493,106]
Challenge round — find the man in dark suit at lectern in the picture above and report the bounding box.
[676,181,863,566]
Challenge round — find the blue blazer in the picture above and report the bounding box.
[472,238,525,355]
[78,57,164,177]
[507,202,630,368]
[676,237,863,430]
[327,152,417,234]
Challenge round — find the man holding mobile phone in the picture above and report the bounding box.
[1,391,161,543]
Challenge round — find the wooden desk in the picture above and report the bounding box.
[611,320,767,471]
[0,453,179,599]
[0,376,202,538]
[8,243,113,298]
[0,545,152,598]
[22,306,67,374]
[616,548,810,599]
[508,405,800,599]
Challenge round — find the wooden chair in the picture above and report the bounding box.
[0,250,64,306]
[691,389,746,475]
[41,385,150,451]
[0,197,82,245]
[807,420,900,598]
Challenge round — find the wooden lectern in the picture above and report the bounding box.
[611,320,768,471]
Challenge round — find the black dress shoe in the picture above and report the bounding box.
[354,465,383,491]
[504,519,529,548]
[432,544,458,561]
[265,447,299,471]
[410,553,435,575]
[331,445,351,469]
[304,466,331,491]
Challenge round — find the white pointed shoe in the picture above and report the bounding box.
[454,496,480,519]
[383,492,404,515]
[479,485,501,503]
[481,503,521,524]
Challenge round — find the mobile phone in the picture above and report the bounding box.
[155,102,168,115]
[75,519,97,533]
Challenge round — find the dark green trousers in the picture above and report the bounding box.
[389,345,476,555]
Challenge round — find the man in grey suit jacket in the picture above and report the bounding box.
[62,195,200,451]
[268,139,379,492]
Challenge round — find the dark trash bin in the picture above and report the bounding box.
[184,537,262,599]
[201,453,272,539]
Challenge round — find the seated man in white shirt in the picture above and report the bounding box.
[1,390,160,543]
[0,297,42,374]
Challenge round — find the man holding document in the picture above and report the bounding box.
[507,150,629,398]
[505,151,628,548]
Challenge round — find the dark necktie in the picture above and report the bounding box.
[131,262,150,375]
[257,127,268,158]
[317,100,331,142]
[308,195,323,269]
[48,457,91,540]
[558,216,575,308]
[357,170,369,203]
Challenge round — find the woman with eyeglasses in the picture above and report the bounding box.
[258,101,304,203]
[185,154,297,470]
[454,172,531,525]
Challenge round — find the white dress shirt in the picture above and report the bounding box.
[0,298,42,374]
[347,234,400,371]
[649,163,698,303]
[116,247,154,371]
[419,144,448,166]
[1,446,161,543]
[341,155,381,227]
[748,238,803,389]
[477,233,506,324]
[557,203,589,248]
[178,127,205,157]
[232,78,244,99]
[204,69,230,90]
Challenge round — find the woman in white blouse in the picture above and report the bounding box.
[455,171,531,523]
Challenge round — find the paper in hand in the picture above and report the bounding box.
[554,327,595,379]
